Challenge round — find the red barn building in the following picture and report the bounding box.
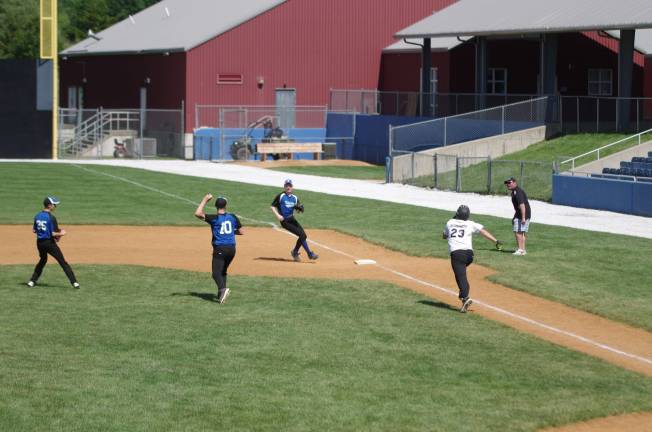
[61,0,652,157]
[61,0,456,154]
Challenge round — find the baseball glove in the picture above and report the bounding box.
[295,204,304,213]
[495,240,503,251]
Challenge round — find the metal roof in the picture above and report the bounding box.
[62,0,286,56]
[607,29,652,55]
[383,37,464,53]
[396,0,652,39]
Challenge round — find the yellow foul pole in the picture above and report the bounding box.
[40,0,58,159]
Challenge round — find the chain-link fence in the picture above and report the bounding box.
[194,105,354,161]
[329,89,537,117]
[397,153,555,200]
[58,107,184,159]
[390,96,550,154]
[560,96,652,134]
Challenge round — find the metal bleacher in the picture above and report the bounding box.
[601,151,652,179]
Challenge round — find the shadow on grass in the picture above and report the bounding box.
[418,300,458,312]
[171,291,217,302]
[255,257,317,264]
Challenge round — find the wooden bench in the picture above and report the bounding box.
[256,142,323,161]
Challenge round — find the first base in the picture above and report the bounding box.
[354,259,377,265]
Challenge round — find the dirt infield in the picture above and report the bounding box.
[3,224,651,431]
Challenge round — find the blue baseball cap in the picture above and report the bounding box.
[44,196,60,206]
[284,178,293,186]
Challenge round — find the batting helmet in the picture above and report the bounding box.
[454,205,470,221]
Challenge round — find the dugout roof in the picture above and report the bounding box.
[395,0,652,39]
[62,0,286,57]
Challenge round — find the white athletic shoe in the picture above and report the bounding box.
[460,297,473,313]
[512,249,525,256]
[27,281,35,287]
[218,288,231,304]
[73,282,80,289]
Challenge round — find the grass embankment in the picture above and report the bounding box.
[411,133,652,200]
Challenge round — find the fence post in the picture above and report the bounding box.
[455,157,460,192]
[487,156,492,193]
[345,90,349,112]
[637,99,640,132]
[576,96,580,133]
[520,161,525,189]
[385,156,392,183]
[434,154,438,189]
[395,92,399,116]
[139,109,144,160]
[596,98,599,133]
[501,106,505,134]
[388,124,393,155]
[411,151,415,181]
[559,95,563,133]
[180,100,185,158]
[195,104,199,130]
[444,117,447,146]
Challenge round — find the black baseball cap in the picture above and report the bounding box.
[504,177,516,184]
[215,197,228,209]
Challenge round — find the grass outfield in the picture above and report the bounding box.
[268,164,386,180]
[1,264,651,431]
[1,162,651,331]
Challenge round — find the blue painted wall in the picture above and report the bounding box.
[326,113,429,164]
[194,127,326,160]
[552,174,652,217]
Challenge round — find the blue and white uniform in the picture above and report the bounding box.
[205,213,241,246]
[33,210,59,240]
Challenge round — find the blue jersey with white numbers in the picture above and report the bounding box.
[271,193,300,219]
[205,213,241,246]
[33,211,58,240]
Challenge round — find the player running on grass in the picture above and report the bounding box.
[195,194,243,304]
[443,205,502,313]
[271,179,318,261]
[27,196,80,289]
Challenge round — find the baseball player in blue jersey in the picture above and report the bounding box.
[271,179,318,261]
[27,196,80,289]
[195,193,243,304]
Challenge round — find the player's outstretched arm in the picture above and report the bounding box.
[479,228,503,250]
[194,194,212,220]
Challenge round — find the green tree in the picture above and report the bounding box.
[0,0,40,59]
[0,0,160,59]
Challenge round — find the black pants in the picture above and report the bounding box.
[281,217,307,251]
[31,239,78,285]
[450,249,474,300]
[212,245,236,297]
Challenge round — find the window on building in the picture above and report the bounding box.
[587,69,612,96]
[487,68,507,94]
[217,73,243,85]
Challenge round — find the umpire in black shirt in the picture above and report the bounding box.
[504,177,531,256]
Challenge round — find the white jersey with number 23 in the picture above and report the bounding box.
[443,219,483,254]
